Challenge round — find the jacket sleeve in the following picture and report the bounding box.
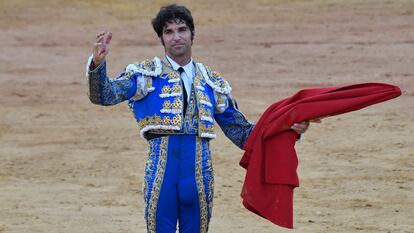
[214,94,255,150]
[86,56,148,106]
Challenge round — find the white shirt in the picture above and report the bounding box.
[166,55,194,103]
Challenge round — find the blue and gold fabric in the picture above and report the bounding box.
[87,55,233,140]
[86,54,255,233]
[143,135,214,233]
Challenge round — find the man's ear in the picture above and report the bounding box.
[160,36,165,46]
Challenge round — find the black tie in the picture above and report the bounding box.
[177,67,188,115]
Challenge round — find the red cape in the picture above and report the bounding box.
[240,83,401,228]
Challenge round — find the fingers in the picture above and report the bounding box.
[291,121,310,134]
[98,45,106,56]
[96,31,106,39]
[310,118,322,123]
[93,43,104,56]
[96,35,105,43]
[96,31,106,43]
[93,42,108,57]
[104,31,112,44]
[95,31,112,44]
[92,31,112,58]
[93,42,103,55]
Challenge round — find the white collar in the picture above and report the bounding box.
[166,55,195,78]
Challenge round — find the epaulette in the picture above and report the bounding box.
[196,63,232,95]
[125,57,162,77]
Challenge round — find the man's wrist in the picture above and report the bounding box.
[86,54,105,77]
[91,57,103,69]
[90,60,96,70]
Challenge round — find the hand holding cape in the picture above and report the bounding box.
[240,83,401,228]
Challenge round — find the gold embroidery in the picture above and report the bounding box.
[169,71,179,80]
[212,71,221,78]
[143,59,152,68]
[171,97,182,109]
[199,105,212,120]
[197,91,203,100]
[161,85,170,95]
[196,138,208,233]
[199,122,215,135]
[172,115,182,126]
[148,117,155,126]
[208,159,214,221]
[161,97,182,113]
[138,113,184,133]
[137,59,219,138]
[147,137,168,233]
[203,65,230,93]
[162,100,171,109]
[194,78,200,87]
[199,105,207,116]
[182,85,199,134]
[160,82,181,97]
[196,91,211,104]
[138,118,146,129]
[162,116,171,125]
[146,76,153,89]
[194,72,206,86]
[171,82,181,93]
[154,115,161,125]
[217,94,224,105]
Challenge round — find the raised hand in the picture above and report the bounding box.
[92,31,112,67]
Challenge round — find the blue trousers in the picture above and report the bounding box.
[143,135,214,233]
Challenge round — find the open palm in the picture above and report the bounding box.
[92,31,112,66]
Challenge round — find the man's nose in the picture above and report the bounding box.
[172,32,181,41]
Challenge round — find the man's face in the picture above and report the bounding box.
[161,20,193,59]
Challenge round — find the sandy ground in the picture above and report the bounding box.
[0,0,413,232]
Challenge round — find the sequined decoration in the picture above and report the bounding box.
[144,137,169,233]
[214,103,255,149]
[196,138,210,233]
[183,85,199,134]
[88,61,134,105]
[201,139,214,227]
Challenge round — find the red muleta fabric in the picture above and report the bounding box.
[239,83,401,228]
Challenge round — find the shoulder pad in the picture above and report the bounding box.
[196,63,232,95]
[125,57,162,77]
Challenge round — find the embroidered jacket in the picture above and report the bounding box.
[86,56,254,149]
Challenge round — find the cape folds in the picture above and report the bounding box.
[239,83,401,228]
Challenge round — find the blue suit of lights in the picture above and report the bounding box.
[87,56,254,233]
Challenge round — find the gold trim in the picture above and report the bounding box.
[161,85,170,95]
[147,137,168,233]
[162,100,171,109]
[196,91,211,104]
[146,76,153,89]
[171,97,182,109]
[199,122,215,135]
[171,82,181,93]
[138,114,182,131]
[196,138,208,233]
[168,71,179,80]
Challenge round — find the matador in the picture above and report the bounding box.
[86,4,309,233]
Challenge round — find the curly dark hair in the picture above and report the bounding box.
[152,4,195,42]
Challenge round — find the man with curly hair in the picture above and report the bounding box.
[86,4,309,233]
